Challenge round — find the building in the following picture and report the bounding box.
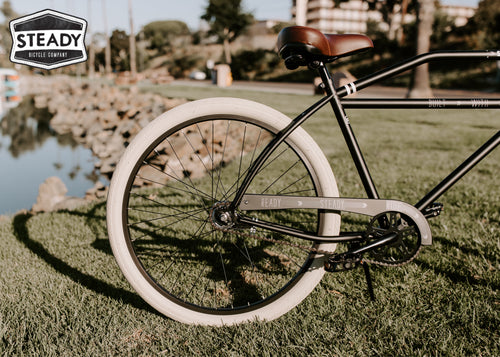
[293,0,382,33]
[292,0,476,35]
[440,5,476,27]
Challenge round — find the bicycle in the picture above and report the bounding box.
[106,26,500,325]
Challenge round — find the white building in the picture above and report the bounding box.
[440,5,476,27]
[292,0,476,35]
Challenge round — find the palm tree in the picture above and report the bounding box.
[87,0,95,78]
[407,0,434,98]
[102,0,112,75]
[128,0,137,76]
[201,0,253,65]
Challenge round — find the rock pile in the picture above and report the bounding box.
[32,78,187,201]
[21,77,269,214]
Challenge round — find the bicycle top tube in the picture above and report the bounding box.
[341,98,500,109]
[336,50,500,98]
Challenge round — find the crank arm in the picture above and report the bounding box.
[239,194,432,245]
[348,232,398,255]
[325,231,399,271]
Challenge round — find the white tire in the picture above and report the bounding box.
[107,97,340,325]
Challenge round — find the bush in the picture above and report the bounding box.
[166,53,204,79]
[230,49,281,80]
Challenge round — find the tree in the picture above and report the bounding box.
[110,30,130,72]
[0,0,17,66]
[407,0,434,98]
[143,20,190,51]
[365,0,413,43]
[201,0,253,64]
[467,0,500,49]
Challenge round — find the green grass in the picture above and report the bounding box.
[1,84,499,355]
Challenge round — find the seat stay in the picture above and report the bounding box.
[229,91,334,211]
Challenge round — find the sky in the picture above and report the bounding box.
[7,0,480,35]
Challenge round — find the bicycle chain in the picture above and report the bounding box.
[363,244,422,267]
[209,208,421,268]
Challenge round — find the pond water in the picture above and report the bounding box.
[0,96,104,215]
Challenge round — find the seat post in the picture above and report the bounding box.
[314,61,336,95]
[316,62,380,200]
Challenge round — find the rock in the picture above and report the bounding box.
[71,125,86,138]
[31,176,88,213]
[34,94,49,108]
[32,177,68,213]
[32,176,68,212]
[85,181,108,200]
[53,197,87,211]
[99,158,116,175]
[117,120,139,139]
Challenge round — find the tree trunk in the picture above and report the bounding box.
[102,0,112,75]
[87,0,95,78]
[398,0,409,45]
[128,0,137,76]
[223,38,232,64]
[222,27,232,64]
[88,38,95,78]
[407,0,434,98]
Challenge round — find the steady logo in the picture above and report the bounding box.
[10,9,87,70]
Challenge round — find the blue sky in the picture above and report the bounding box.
[8,0,480,34]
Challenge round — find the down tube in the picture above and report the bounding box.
[416,130,500,211]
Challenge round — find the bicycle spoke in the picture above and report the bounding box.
[214,120,231,200]
[127,206,206,226]
[182,129,213,177]
[276,173,312,195]
[136,170,212,203]
[236,123,248,193]
[164,139,214,208]
[130,210,209,242]
[261,159,301,194]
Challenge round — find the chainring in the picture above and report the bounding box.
[364,211,422,266]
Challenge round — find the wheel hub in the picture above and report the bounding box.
[210,201,235,230]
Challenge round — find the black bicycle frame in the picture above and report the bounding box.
[231,50,500,242]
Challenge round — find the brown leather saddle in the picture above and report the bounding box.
[277,26,373,69]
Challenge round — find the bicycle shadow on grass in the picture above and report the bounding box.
[122,208,299,306]
[11,206,158,315]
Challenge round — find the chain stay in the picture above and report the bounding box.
[209,204,422,267]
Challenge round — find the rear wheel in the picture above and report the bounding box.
[107,98,340,325]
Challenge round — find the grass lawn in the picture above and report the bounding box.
[1,84,498,355]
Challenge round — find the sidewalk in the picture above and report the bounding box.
[172,79,500,98]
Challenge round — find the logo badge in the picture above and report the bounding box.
[9,9,87,70]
